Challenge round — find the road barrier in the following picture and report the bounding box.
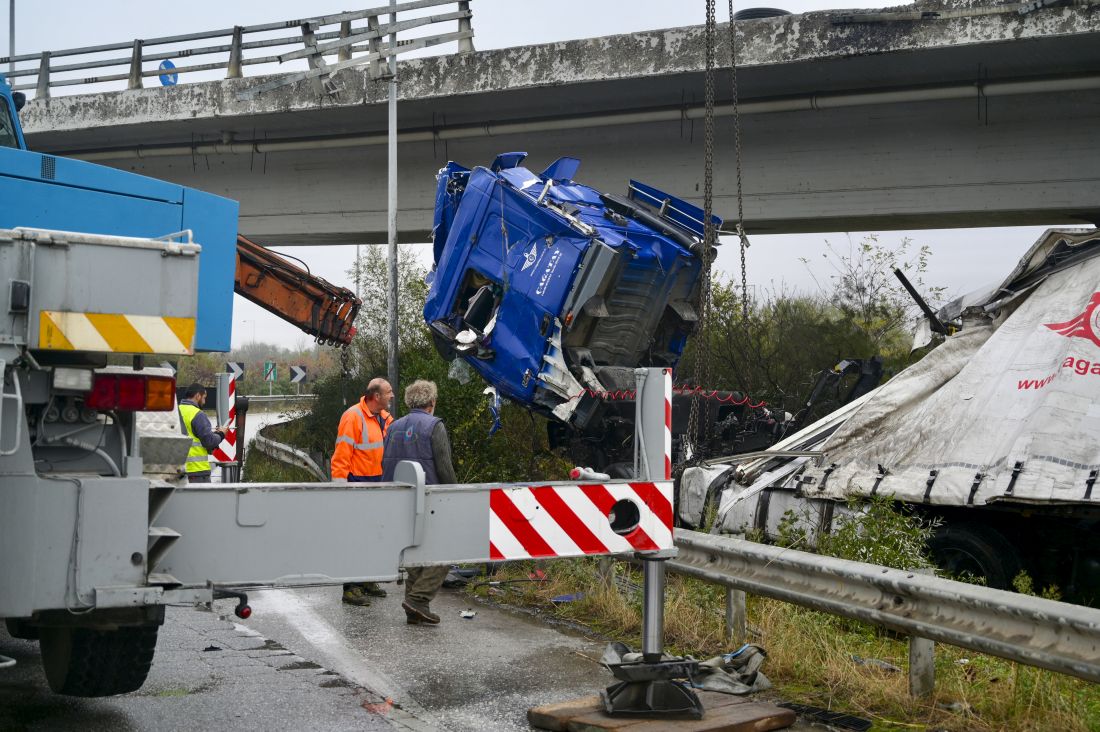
[1,0,474,98]
[669,529,1100,692]
[249,433,328,482]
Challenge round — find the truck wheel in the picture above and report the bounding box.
[4,618,39,641]
[40,624,159,697]
[927,523,1023,590]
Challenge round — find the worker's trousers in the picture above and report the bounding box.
[404,566,450,607]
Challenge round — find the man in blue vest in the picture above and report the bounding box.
[381,379,456,625]
[178,383,229,483]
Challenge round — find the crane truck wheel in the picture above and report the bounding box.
[40,624,159,697]
[927,522,1024,591]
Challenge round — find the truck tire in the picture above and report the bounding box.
[927,522,1024,590]
[4,618,39,641]
[40,624,159,697]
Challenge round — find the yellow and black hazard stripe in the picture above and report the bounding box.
[38,311,195,355]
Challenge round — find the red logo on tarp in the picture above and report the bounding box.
[1044,292,1100,348]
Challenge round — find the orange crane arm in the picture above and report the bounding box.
[234,234,360,346]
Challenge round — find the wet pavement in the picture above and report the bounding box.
[243,583,617,732]
[1,585,818,731]
[0,603,395,731]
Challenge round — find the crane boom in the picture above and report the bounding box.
[234,234,360,346]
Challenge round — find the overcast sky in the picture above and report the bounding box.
[4,1,1061,350]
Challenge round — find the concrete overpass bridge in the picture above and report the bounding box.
[18,0,1100,245]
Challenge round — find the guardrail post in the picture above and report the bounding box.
[457,1,475,53]
[724,588,747,645]
[227,26,243,79]
[35,51,50,99]
[908,567,936,697]
[128,39,144,90]
[339,20,353,63]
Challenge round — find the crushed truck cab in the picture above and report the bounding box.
[425,152,719,430]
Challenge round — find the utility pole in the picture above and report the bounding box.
[8,0,14,77]
[385,0,399,415]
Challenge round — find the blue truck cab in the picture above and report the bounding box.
[425,152,720,430]
[0,75,237,352]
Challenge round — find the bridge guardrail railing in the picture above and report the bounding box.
[667,529,1100,694]
[0,0,473,99]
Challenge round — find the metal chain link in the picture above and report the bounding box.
[686,0,718,460]
[339,343,352,407]
[729,0,751,322]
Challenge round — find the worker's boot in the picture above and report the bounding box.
[342,585,371,606]
[401,600,440,625]
[361,582,388,598]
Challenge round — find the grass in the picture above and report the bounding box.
[470,559,1100,732]
[242,450,319,483]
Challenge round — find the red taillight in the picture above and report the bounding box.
[118,376,146,410]
[84,376,119,410]
[85,374,177,412]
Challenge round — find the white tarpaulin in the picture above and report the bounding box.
[801,233,1100,508]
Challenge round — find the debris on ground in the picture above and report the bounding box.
[850,654,901,672]
[777,702,872,731]
[695,644,772,695]
[551,593,585,604]
[460,609,477,619]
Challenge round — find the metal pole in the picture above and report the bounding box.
[641,559,666,662]
[385,0,400,413]
[8,0,14,77]
[636,367,673,663]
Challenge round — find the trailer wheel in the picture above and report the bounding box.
[40,624,159,697]
[927,523,1023,590]
[5,618,39,641]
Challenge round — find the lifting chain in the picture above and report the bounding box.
[686,0,719,459]
[339,343,352,407]
[728,0,751,323]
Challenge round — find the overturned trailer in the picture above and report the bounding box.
[685,229,1100,604]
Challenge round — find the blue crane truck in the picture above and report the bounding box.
[0,78,679,699]
[0,76,240,695]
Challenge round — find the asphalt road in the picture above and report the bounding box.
[242,583,617,732]
[1,585,819,731]
[0,603,394,731]
[0,586,623,732]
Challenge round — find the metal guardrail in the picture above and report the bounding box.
[244,394,317,403]
[0,0,473,98]
[249,434,328,482]
[670,529,1100,685]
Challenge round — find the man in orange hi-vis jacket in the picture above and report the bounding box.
[331,377,394,606]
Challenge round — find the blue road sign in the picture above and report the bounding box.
[158,60,179,87]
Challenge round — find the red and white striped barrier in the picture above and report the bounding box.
[488,480,674,560]
[212,371,237,463]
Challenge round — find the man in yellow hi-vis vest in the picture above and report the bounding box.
[178,383,229,483]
